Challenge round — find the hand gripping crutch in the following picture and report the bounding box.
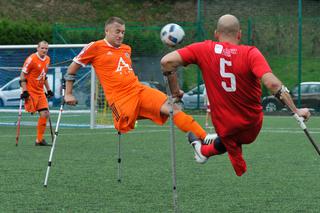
[292,113,320,155]
[44,80,66,187]
[15,98,23,146]
[163,76,178,213]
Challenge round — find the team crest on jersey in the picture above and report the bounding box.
[36,69,46,81]
[116,57,132,74]
[125,52,130,58]
[215,44,223,54]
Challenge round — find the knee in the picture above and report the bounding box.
[40,110,50,118]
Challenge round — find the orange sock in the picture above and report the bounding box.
[173,111,207,140]
[36,117,47,142]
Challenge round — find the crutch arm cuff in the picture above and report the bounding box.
[64,73,76,82]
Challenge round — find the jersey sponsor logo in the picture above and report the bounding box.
[222,48,238,57]
[116,57,132,74]
[223,48,231,57]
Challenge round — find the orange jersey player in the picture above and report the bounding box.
[64,16,216,145]
[20,40,54,146]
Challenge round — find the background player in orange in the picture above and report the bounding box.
[20,40,54,146]
[64,16,216,144]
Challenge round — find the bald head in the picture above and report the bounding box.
[216,14,240,37]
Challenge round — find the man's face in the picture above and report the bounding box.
[37,43,49,58]
[105,22,125,47]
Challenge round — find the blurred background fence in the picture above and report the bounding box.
[0,0,319,111]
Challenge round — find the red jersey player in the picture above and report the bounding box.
[161,14,310,176]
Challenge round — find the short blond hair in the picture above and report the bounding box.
[37,40,49,47]
[105,17,125,29]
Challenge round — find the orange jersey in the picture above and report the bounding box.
[73,39,143,104]
[22,53,50,95]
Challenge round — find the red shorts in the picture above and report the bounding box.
[110,85,168,133]
[24,93,48,113]
[221,120,262,176]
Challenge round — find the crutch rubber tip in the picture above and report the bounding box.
[44,185,47,188]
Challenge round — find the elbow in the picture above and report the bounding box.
[262,73,282,94]
[160,56,170,72]
[265,81,281,91]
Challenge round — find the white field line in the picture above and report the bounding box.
[0,129,169,138]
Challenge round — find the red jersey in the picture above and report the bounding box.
[22,53,50,95]
[73,39,143,105]
[178,41,271,137]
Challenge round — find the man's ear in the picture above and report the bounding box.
[214,30,219,40]
[237,30,242,40]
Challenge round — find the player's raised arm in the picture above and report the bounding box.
[64,61,81,105]
[160,51,185,100]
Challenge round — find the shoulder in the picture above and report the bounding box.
[120,44,131,51]
[82,40,101,50]
[239,44,259,53]
[29,53,37,59]
[190,40,214,48]
[179,40,213,54]
[25,53,36,63]
[88,40,102,48]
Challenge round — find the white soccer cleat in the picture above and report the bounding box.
[203,133,218,145]
[187,132,208,164]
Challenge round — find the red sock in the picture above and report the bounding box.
[36,117,47,142]
[201,143,221,157]
[173,111,207,140]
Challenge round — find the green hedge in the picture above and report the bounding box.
[0,19,52,44]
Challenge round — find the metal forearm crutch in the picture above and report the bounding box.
[48,113,54,143]
[292,113,320,155]
[44,79,66,187]
[15,98,23,146]
[117,131,122,183]
[163,76,178,213]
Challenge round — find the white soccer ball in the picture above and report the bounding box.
[160,23,185,47]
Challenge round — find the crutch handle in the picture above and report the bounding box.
[292,113,307,130]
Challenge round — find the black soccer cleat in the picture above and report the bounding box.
[35,139,52,146]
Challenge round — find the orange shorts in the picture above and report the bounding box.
[110,85,168,133]
[24,93,48,113]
